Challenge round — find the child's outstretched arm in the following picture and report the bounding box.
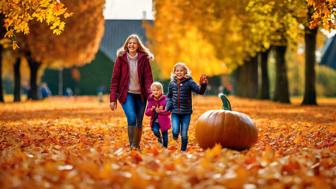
[190,74,208,95]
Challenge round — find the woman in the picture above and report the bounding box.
[110,34,153,150]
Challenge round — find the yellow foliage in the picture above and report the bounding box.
[148,0,335,78]
[152,26,227,80]
[246,0,305,47]
[146,0,238,79]
[0,0,72,48]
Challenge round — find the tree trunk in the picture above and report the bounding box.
[234,56,258,98]
[13,58,21,102]
[233,66,243,96]
[0,15,4,103]
[259,49,270,99]
[26,52,41,100]
[302,7,317,105]
[273,45,290,103]
[58,68,63,95]
[233,64,247,97]
[0,46,4,103]
[246,56,258,98]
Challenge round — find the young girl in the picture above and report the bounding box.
[145,82,171,148]
[110,34,154,150]
[166,63,208,151]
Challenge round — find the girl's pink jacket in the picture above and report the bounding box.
[145,94,171,132]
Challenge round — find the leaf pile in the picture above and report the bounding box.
[0,96,335,188]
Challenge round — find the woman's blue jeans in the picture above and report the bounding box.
[171,113,191,151]
[152,122,168,148]
[121,93,147,128]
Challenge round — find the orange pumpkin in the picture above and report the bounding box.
[195,110,258,150]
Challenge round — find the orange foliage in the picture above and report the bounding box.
[0,96,335,188]
[27,0,105,68]
[307,0,336,30]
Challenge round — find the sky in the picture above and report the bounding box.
[103,0,154,20]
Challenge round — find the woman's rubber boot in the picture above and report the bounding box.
[134,127,142,150]
[128,126,136,150]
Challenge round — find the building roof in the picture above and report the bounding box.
[99,19,153,61]
[320,36,336,70]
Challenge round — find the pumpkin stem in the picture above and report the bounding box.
[219,93,232,111]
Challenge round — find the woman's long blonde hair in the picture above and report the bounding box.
[170,62,192,81]
[116,34,154,59]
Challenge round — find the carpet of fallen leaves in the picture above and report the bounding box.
[0,96,335,189]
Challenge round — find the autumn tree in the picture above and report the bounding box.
[246,0,336,104]
[302,0,336,105]
[178,0,265,98]
[0,0,71,48]
[148,0,336,103]
[3,35,32,102]
[1,49,38,102]
[148,0,278,98]
[146,0,232,80]
[0,0,71,102]
[24,0,104,99]
[228,1,261,98]
[246,0,306,103]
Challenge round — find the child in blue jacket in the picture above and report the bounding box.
[166,62,208,151]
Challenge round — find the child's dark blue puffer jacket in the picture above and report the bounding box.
[166,77,207,114]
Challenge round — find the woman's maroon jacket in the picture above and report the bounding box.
[110,51,153,104]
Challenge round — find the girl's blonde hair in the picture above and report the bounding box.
[151,81,164,94]
[170,62,192,81]
[116,34,154,60]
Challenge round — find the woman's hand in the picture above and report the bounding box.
[110,102,117,111]
[151,106,156,111]
[200,74,208,85]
